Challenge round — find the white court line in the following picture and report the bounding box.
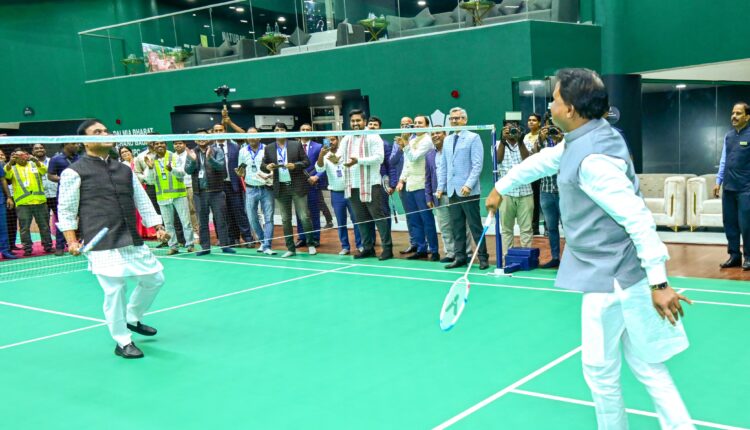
[0,301,104,322]
[0,323,106,350]
[510,389,749,430]
[692,300,750,309]
[433,346,583,430]
[681,288,750,297]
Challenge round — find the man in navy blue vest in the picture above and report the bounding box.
[485,69,694,429]
[713,102,750,270]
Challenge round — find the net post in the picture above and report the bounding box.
[490,127,505,275]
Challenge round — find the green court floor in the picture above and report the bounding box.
[1,249,748,429]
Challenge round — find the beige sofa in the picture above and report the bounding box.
[637,174,696,230]
[687,174,723,230]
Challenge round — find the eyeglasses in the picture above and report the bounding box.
[448,117,463,121]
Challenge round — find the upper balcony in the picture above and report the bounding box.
[79,0,580,82]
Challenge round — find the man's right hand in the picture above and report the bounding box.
[435,190,443,200]
[235,167,246,178]
[266,163,276,170]
[68,240,83,256]
[6,197,14,209]
[144,156,154,168]
[187,149,197,160]
[712,184,721,198]
[485,188,503,212]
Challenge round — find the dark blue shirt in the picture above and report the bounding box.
[48,153,79,196]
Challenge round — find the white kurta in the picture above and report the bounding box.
[58,166,164,277]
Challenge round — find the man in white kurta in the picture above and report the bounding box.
[58,119,168,359]
[486,69,694,429]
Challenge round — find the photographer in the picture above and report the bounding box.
[495,122,534,257]
[537,119,565,268]
[4,148,53,255]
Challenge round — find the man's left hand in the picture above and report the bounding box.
[166,163,172,172]
[460,186,471,196]
[285,163,296,170]
[652,286,692,326]
[308,176,319,185]
[344,157,358,168]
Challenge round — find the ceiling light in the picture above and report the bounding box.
[240,19,248,23]
[192,13,197,16]
[529,80,543,86]
[203,25,210,28]
[278,16,287,22]
[281,106,287,110]
[236,7,245,12]
[325,95,336,100]
[523,90,534,95]
[231,104,242,109]
[675,84,687,89]
[248,31,255,34]
[417,0,427,6]
[274,100,286,105]
[229,6,236,9]
[282,26,287,30]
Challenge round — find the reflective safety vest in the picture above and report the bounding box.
[153,152,187,202]
[8,163,47,206]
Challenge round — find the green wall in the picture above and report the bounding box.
[595,0,750,74]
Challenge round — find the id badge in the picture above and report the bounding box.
[30,165,38,174]
[251,164,258,172]
[198,169,205,179]
[161,172,167,180]
[336,167,343,178]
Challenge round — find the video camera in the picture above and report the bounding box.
[213,85,235,105]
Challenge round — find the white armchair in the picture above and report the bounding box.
[637,174,695,231]
[687,174,723,230]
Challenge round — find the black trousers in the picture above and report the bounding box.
[144,184,161,215]
[722,189,750,258]
[6,204,17,247]
[531,180,541,234]
[448,194,489,262]
[349,185,392,251]
[223,182,253,244]
[194,190,230,250]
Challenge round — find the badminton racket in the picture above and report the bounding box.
[439,212,494,331]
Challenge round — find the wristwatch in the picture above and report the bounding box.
[650,282,669,291]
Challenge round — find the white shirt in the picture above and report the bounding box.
[174,150,191,187]
[315,152,346,191]
[58,164,163,277]
[399,133,434,192]
[337,134,385,188]
[494,141,668,285]
[238,143,271,187]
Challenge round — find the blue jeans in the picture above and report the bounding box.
[331,190,362,250]
[0,201,8,253]
[540,192,561,259]
[404,188,439,254]
[398,189,417,246]
[245,186,275,250]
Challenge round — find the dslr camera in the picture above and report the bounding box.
[508,126,521,137]
[214,85,230,99]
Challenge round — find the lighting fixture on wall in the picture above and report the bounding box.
[240,19,248,23]
[325,95,336,100]
[523,90,534,95]
[231,104,242,108]
[418,0,427,6]
[229,6,236,9]
[236,7,245,12]
[278,16,287,22]
[675,84,687,89]
[274,100,286,105]
[529,80,543,86]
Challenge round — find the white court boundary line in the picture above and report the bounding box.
[510,389,749,430]
[0,264,353,351]
[0,301,104,322]
[433,346,583,429]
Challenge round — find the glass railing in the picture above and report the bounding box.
[79,0,579,81]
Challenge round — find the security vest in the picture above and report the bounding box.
[153,152,187,202]
[9,163,47,206]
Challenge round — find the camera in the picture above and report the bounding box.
[508,126,520,137]
[548,127,561,137]
[214,85,230,99]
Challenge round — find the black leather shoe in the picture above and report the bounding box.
[295,240,307,248]
[115,342,144,359]
[540,258,560,269]
[378,248,394,261]
[744,260,750,271]
[720,256,742,268]
[354,249,376,259]
[430,253,441,262]
[479,259,490,270]
[222,247,237,254]
[407,252,428,260]
[196,249,211,256]
[440,257,455,263]
[155,242,168,249]
[400,245,417,254]
[127,322,157,336]
[445,260,467,269]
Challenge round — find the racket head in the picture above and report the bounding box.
[439,276,470,331]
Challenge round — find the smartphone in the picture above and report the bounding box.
[323,138,331,149]
[238,163,247,169]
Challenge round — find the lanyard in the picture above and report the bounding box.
[277,144,287,165]
[249,144,263,164]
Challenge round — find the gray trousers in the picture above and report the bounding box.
[276,183,313,252]
[16,203,52,251]
[159,197,194,250]
[434,195,472,258]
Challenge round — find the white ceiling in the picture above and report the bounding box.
[640,58,750,82]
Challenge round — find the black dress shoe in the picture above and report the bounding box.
[354,248,376,259]
[540,258,560,269]
[445,260,467,269]
[407,252,428,260]
[744,260,750,271]
[155,242,168,249]
[440,257,455,263]
[378,248,394,261]
[479,259,490,270]
[430,253,441,262]
[720,256,742,268]
[115,342,144,359]
[127,321,157,336]
[400,245,417,254]
[295,240,307,248]
[196,249,211,256]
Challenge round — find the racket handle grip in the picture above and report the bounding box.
[483,212,495,227]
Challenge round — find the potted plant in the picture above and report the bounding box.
[120,54,144,74]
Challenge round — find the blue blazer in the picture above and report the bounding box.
[218,140,243,192]
[302,140,327,189]
[437,130,484,197]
